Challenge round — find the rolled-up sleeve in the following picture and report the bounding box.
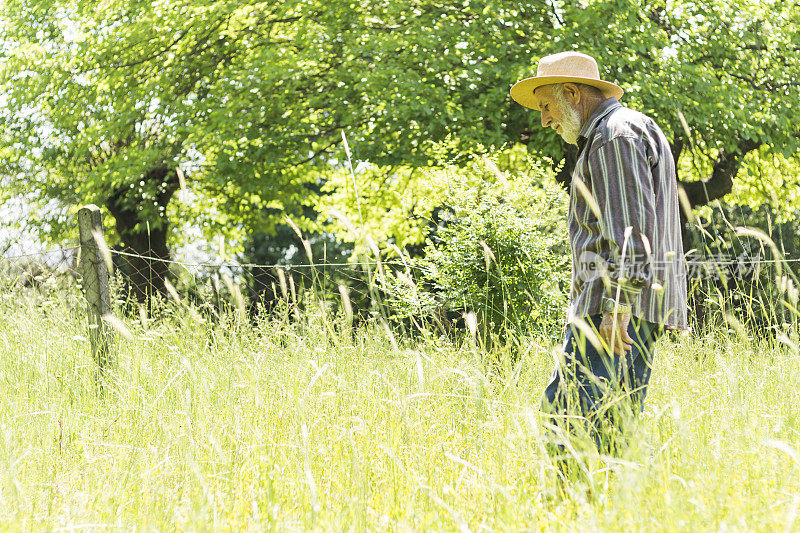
[586,136,657,304]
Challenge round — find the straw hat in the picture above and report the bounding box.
[510,51,623,110]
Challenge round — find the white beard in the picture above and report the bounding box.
[553,91,582,145]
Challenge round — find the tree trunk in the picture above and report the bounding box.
[676,138,761,251]
[106,166,180,303]
[677,139,761,207]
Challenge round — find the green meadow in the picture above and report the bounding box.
[1,289,798,531]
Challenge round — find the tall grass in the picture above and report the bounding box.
[0,279,799,531]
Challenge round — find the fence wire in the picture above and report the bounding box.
[0,246,80,290]
[105,246,402,319]
[2,241,799,333]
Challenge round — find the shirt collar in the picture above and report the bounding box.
[577,97,621,152]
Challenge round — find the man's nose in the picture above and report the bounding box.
[540,111,551,128]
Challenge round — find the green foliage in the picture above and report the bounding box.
[315,0,800,254]
[316,141,538,253]
[244,219,363,313]
[383,156,570,337]
[730,150,800,224]
[557,0,800,153]
[0,0,551,246]
[2,0,799,268]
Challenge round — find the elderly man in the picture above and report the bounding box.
[510,52,687,457]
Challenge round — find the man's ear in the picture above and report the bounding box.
[562,83,581,105]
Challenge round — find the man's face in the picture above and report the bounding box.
[533,84,582,145]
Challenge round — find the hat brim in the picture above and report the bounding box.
[510,76,624,110]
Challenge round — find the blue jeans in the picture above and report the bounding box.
[540,314,662,456]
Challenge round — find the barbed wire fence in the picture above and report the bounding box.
[0,246,80,301]
[2,204,800,373]
[106,247,401,322]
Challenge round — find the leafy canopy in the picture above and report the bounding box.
[1,0,798,254]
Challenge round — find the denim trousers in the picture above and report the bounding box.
[540,314,662,456]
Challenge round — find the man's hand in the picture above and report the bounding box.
[599,311,634,355]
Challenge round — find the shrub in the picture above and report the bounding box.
[384,156,570,340]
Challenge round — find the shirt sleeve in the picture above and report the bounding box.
[585,135,657,305]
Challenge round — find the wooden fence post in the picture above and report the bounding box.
[77,205,114,371]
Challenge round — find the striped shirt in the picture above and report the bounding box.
[566,98,688,329]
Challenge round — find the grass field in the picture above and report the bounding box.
[1,289,799,531]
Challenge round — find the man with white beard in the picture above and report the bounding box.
[510,52,688,467]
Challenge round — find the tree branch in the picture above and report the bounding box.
[677,138,761,208]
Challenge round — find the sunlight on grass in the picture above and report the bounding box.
[0,288,799,530]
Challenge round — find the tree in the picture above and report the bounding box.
[1,0,798,298]
[552,0,800,244]
[0,0,558,298]
[0,0,374,299]
[318,0,800,253]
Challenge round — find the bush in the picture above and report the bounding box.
[384,156,570,340]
